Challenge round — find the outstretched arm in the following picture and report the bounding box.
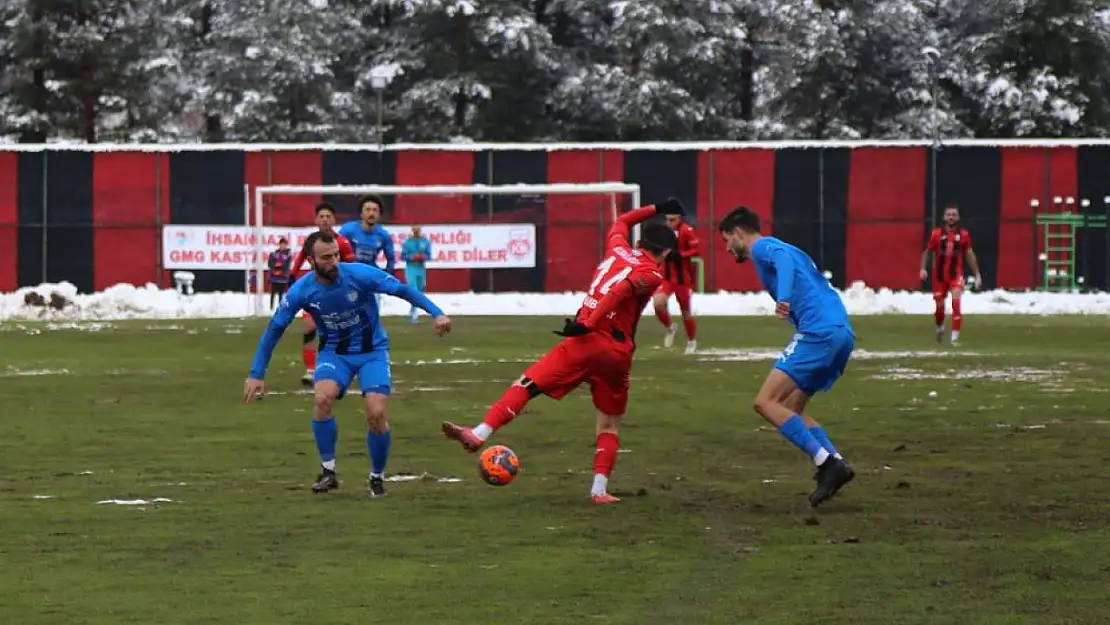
[605,198,684,248]
[248,291,302,379]
[362,266,444,317]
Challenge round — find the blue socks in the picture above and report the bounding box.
[808,425,841,459]
[778,415,829,465]
[367,429,391,475]
[314,418,393,475]
[312,417,338,467]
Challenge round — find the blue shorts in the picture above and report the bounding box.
[404,266,426,292]
[315,350,391,398]
[775,326,854,396]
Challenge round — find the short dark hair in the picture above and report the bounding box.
[638,222,677,254]
[315,202,336,216]
[278,237,288,244]
[303,230,336,258]
[358,194,384,211]
[718,206,761,234]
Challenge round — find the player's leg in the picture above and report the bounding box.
[932,281,948,343]
[357,352,392,498]
[675,285,697,353]
[590,410,623,504]
[784,389,842,460]
[949,279,964,344]
[404,267,419,322]
[587,355,631,504]
[758,332,854,506]
[442,340,588,452]
[652,284,677,346]
[310,354,357,493]
[300,313,318,386]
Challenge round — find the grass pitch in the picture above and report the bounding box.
[1,314,1108,625]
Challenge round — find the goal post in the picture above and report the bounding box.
[248,182,643,316]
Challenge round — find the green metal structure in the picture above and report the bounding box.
[1035,209,1108,292]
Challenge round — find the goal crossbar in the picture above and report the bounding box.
[249,182,643,315]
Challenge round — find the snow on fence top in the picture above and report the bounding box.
[4,138,1110,152]
[4,281,1110,322]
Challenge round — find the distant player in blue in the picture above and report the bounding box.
[339,194,395,308]
[718,207,855,507]
[243,231,452,498]
[401,225,432,324]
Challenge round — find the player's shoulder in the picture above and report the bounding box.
[752,236,781,255]
[287,272,314,296]
[337,220,358,234]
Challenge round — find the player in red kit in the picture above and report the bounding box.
[289,202,357,386]
[653,213,700,354]
[441,198,684,504]
[919,205,982,345]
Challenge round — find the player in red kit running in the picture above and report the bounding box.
[289,202,357,386]
[441,198,684,504]
[653,212,700,353]
[919,205,982,345]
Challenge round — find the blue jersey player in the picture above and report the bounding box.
[243,231,452,498]
[718,207,855,507]
[340,195,395,308]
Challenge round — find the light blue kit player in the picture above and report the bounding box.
[717,206,856,507]
[400,225,433,324]
[339,194,395,308]
[243,231,452,498]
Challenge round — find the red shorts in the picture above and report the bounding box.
[522,333,633,416]
[933,276,965,298]
[657,280,693,313]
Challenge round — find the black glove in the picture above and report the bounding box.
[553,318,591,337]
[655,197,684,216]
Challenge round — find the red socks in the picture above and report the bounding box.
[302,346,317,370]
[952,298,962,332]
[593,432,619,477]
[933,300,945,326]
[683,316,697,341]
[656,306,672,328]
[482,385,531,431]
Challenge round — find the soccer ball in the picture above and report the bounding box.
[478,445,520,486]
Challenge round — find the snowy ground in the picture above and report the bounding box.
[2,281,1110,322]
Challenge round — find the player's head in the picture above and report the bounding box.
[411,225,422,238]
[359,194,383,226]
[278,237,288,250]
[637,222,677,261]
[304,230,341,282]
[718,206,761,264]
[944,205,960,227]
[315,202,337,231]
[664,214,682,230]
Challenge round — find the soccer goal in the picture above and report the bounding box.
[245,182,643,316]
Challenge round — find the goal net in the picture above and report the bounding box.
[243,183,643,316]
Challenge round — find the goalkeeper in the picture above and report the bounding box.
[400,226,433,324]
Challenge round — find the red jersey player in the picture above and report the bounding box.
[919,205,982,345]
[653,213,700,353]
[441,198,684,504]
[289,202,356,386]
